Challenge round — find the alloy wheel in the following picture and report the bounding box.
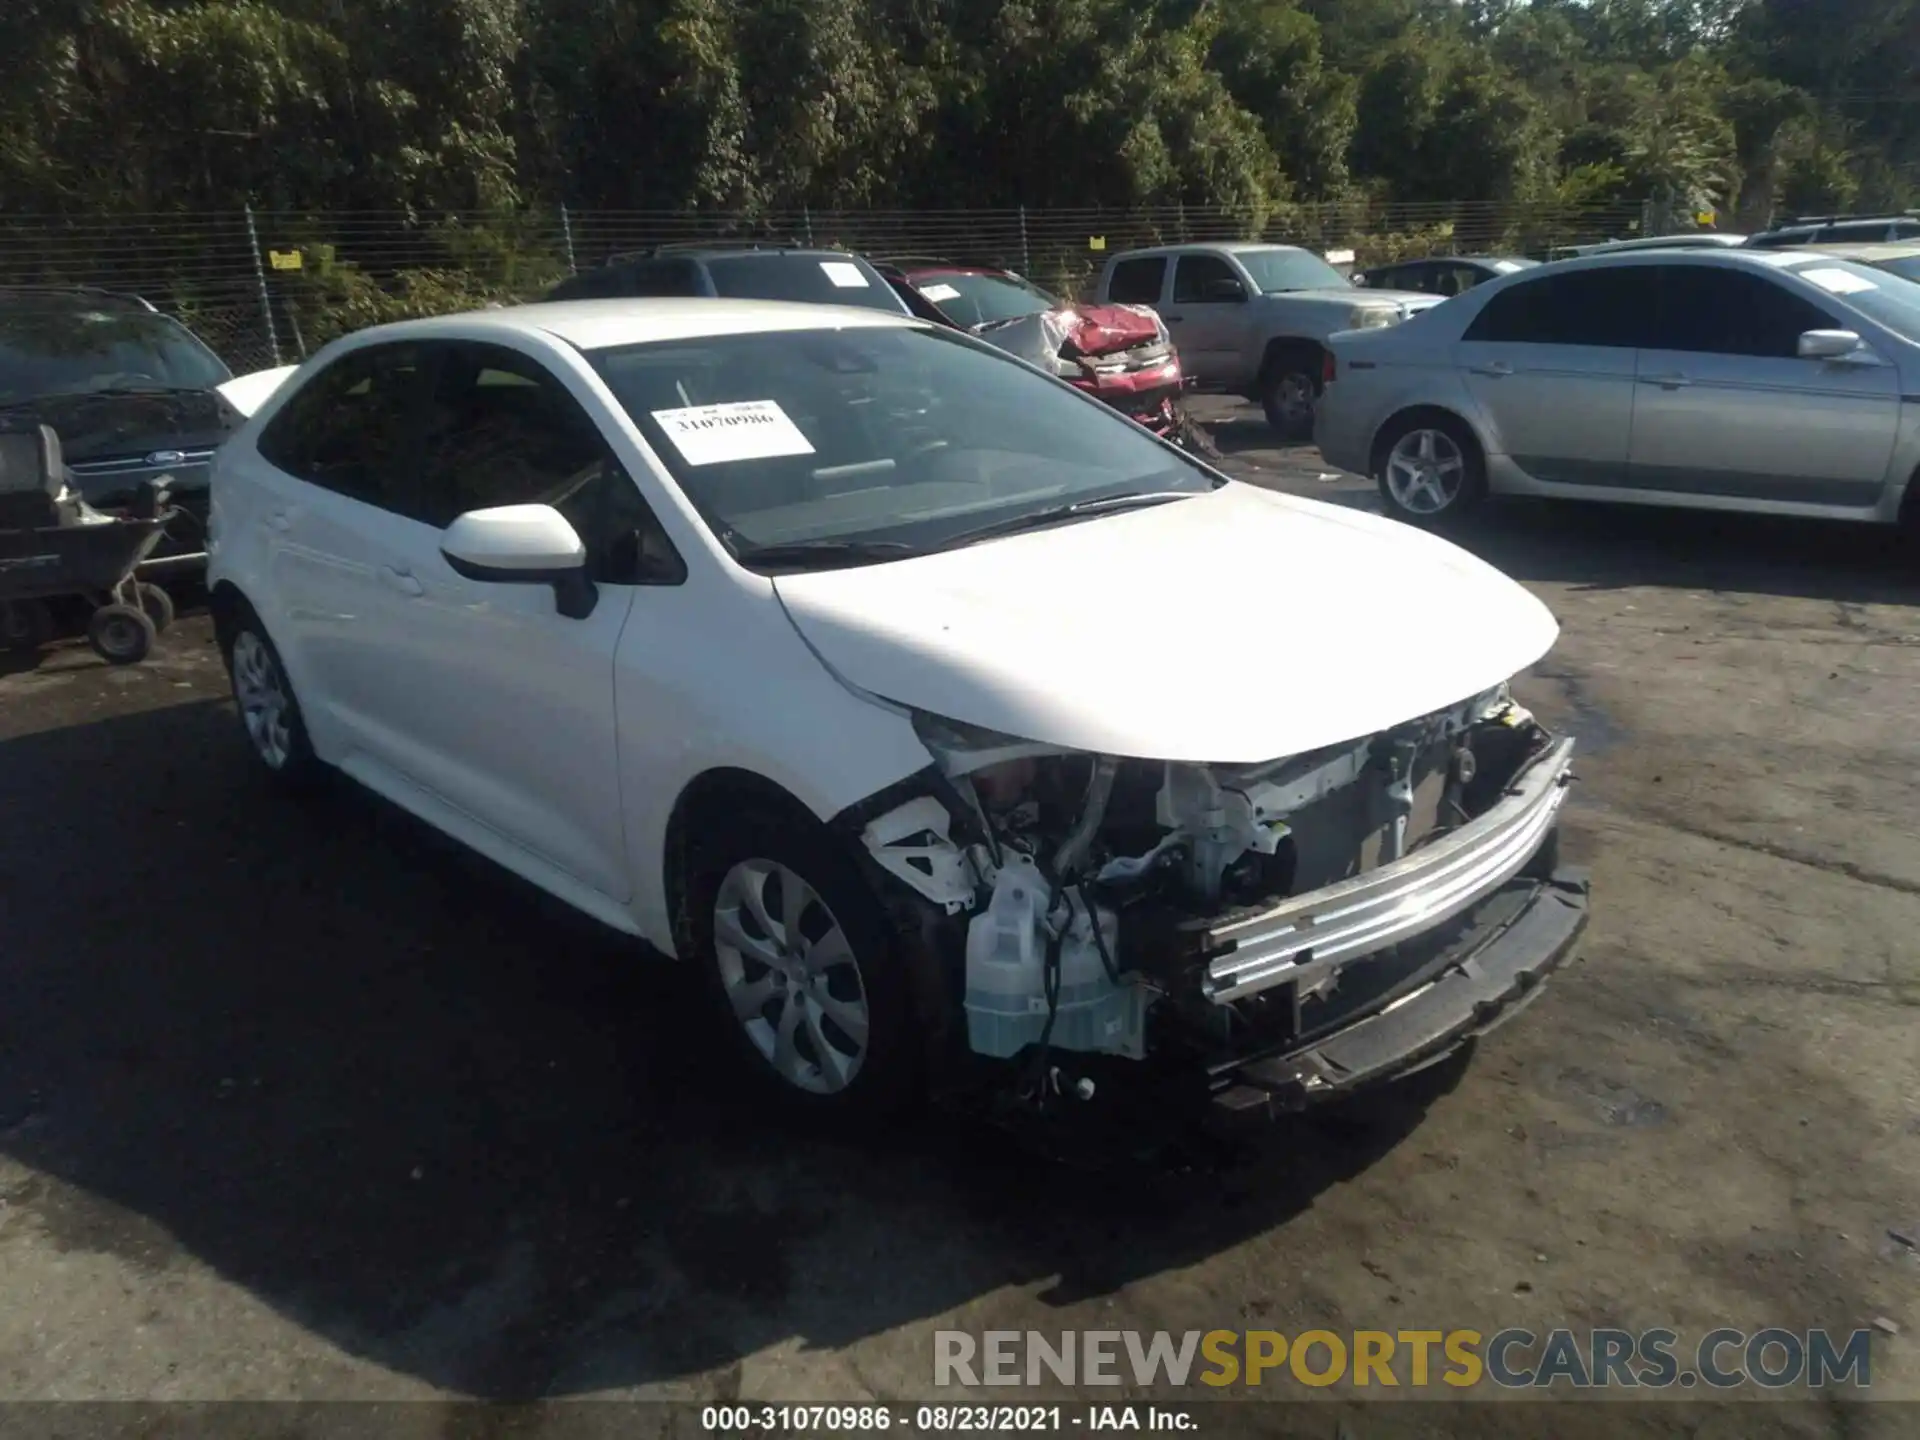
[231,630,293,770]
[1384,427,1467,514]
[712,858,871,1095]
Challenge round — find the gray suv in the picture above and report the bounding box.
[1093,242,1442,437]
[1314,249,1920,535]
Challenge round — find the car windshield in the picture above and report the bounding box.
[588,324,1214,570]
[911,271,1056,328]
[702,255,908,314]
[0,308,231,402]
[1869,254,1920,283]
[1783,258,1920,338]
[1234,248,1349,293]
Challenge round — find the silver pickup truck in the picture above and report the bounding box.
[1094,242,1444,438]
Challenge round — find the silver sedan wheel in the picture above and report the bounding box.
[231,630,292,770]
[713,859,870,1095]
[1383,428,1467,514]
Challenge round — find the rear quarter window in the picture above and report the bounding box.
[1106,257,1167,305]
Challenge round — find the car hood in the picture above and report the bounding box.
[216,364,301,418]
[1271,287,1443,311]
[6,387,241,462]
[772,483,1560,764]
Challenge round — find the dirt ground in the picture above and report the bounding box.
[1,397,1916,1436]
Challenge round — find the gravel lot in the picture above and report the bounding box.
[1,397,1917,1435]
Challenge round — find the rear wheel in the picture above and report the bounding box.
[226,612,323,787]
[1375,413,1487,525]
[684,806,921,1124]
[87,604,155,665]
[1260,366,1317,440]
[1,598,52,654]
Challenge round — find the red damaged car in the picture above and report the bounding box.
[872,257,1190,442]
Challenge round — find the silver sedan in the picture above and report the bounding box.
[1314,248,1920,538]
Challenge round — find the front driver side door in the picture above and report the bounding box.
[1164,253,1249,380]
[352,340,664,902]
[1627,265,1900,506]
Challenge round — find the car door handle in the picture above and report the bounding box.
[1641,372,1690,389]
[379,565,424,597]
[1165,313,1185,322]
[1468,361,1513,377]
[265,512,291,532]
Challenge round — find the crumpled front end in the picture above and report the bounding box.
[844,683,1587,1126]
[975,303,1185,435]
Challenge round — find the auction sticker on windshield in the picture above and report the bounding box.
[1798,265,1879,295]
[820,261,871,288]
[919,283,962,302]
[650,400,816,466]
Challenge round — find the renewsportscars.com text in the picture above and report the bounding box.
[933,1328,1875,1390]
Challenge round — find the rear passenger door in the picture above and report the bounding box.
[249,341,433,759]
[1455,266,1656,489]
[1627,265,1900,507]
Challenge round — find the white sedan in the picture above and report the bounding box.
[206,297,1588,1128]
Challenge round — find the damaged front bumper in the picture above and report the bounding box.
[1202,736,1576,1003]
[1191,736,1584,1120]
[1207,862,1589,1123]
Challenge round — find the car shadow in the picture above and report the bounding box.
[0,697,1461,1400]
[1442,497,1920,605]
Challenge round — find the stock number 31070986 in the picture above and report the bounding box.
[700,1406,1067,1431]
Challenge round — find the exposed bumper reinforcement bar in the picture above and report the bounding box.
[1203,735,1577,1003]
[1209,865,1590,1120]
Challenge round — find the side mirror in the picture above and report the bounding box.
[440,503,598,619]
[1202,278,1248,303]
[1797,328,1870,361]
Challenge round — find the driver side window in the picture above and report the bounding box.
[413,341,683,584]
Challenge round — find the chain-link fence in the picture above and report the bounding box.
[0,199,1654,374]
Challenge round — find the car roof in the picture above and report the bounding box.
[1367,254,1531,268]
[603,242,865,263]
[336,297,923,353]
[1501,248,1886,283]
[0,285,160,314]
[1571,234,1748,255]
[1107,241,1313,261]
[1789,240,1920,261]
[892,263,1009,278]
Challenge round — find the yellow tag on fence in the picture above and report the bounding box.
[1088,236,1107,251]
[268,249,303,271]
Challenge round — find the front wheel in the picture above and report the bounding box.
[1375,414,1487,525]
[87,603,156,665]
[685,807,922,1123]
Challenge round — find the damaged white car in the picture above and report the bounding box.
[205,297,1588,1131]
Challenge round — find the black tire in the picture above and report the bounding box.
[1,598,53,654]
[222,604,324,788]
[1373,411,1488,526]
[86,603,155,665]
[135,581,175,633]
[682,803,923,1125]
[1260,365,1318,440]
